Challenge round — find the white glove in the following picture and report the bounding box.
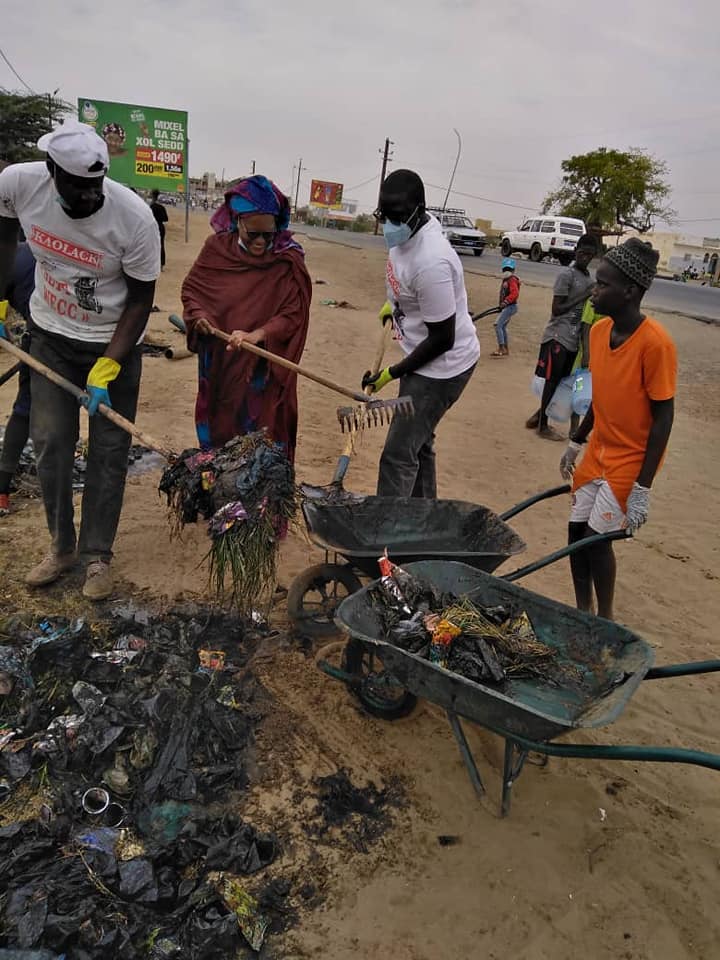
[625,482,651,531]
[560,440,584,481]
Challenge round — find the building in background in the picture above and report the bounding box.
[610,229,720,279]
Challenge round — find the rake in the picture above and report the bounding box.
[201,322,414,432]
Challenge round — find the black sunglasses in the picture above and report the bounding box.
[242,229,277,242]
[373,204,419,226]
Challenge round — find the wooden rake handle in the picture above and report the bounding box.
[204,324,370,404]
[0,337,175,461]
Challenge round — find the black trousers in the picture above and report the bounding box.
[29,326,141,562]
[377,364,476,498]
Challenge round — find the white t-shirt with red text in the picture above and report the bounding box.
[385,215,480,379]
[0,162,160,343]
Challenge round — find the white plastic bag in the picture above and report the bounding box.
[572,368,592,415]
[546,375,574,423]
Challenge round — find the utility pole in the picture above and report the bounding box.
[294,158,303,218]
[47,87,59,129]
[251,160,256,174]
[373,137,394,235]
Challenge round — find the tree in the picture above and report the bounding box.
[350,213,374,233]
[541,147,675,237]
[0,90,73,164]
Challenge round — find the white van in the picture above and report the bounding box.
[501,216,586,265]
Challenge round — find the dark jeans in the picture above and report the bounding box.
[0,335,31,492]
[29,326,142,562]
[377,364,476,498]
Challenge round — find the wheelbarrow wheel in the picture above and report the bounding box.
[343,637,418,720]
[287,563,363,637]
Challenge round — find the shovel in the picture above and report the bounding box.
[300,322,395,503]
[0,337,176,460]
[201,322,414,432]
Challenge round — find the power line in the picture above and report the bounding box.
[425,182,536,211]
[0,45,35,94]
[345,173,379,193]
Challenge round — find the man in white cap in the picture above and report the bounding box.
[0,119,160,599]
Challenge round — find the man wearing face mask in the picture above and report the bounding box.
[0,120,160,599]
[363,169,480,497]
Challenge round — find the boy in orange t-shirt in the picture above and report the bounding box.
[559,239,677,620]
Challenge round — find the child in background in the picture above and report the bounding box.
[490,257,520,358]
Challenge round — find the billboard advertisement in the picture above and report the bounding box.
[77,98,188,192]
[310,179,344,209]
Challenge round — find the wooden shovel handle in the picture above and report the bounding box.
[206,324,369,403]
[0,337,175,460]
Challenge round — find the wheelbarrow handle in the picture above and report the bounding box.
[507,734,720,772]
[499,484,571,522]
[644,660,720,680]
[472,306,502,322]
[502,529,632,583]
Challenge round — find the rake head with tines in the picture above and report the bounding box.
[336,396,415,433]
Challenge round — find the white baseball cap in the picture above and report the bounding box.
[37,119,109,178]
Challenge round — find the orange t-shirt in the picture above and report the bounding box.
[573,316,677,511]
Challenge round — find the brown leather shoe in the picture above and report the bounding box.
[25,552,78,587]
[82,560,114,601]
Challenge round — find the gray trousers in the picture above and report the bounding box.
[29,326,141,563]
[377,364,476,498]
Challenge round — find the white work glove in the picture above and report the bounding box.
[625,482,651,531]
[559,440,584,481]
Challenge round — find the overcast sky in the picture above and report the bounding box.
[3,0,719,232]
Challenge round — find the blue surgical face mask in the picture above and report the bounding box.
[382,220,413,249]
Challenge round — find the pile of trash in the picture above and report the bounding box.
[0,431,162,497]
[159,432,298,610]
[371,555,578,687]
[308,769,403,855]
[0,605,291,958]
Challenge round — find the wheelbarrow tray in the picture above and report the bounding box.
[335,560,654,743]
[301,497,526,578]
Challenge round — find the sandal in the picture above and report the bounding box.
[490,350,508,358]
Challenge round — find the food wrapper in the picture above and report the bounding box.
[507,611,537,644]
[198,649,226,673]
[208,500,248,537]
[429,619,461,668]
[210,872,270,951]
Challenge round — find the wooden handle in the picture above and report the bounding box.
[340,321,394,457]
[0,337,175,460]
[370,321,393,377]
[206,325,369,403]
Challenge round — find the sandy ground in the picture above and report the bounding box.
[1,210,719,959]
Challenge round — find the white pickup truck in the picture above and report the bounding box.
[501,215,586,265]
[428,206,487,257]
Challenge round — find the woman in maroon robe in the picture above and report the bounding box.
[181,175,311,462]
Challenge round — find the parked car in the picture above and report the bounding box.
[428,206,487,256]
[501,216,586,265]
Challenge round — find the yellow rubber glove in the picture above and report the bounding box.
[84,357,121,415]
[361,366,394,394]
[378,300,393,326]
